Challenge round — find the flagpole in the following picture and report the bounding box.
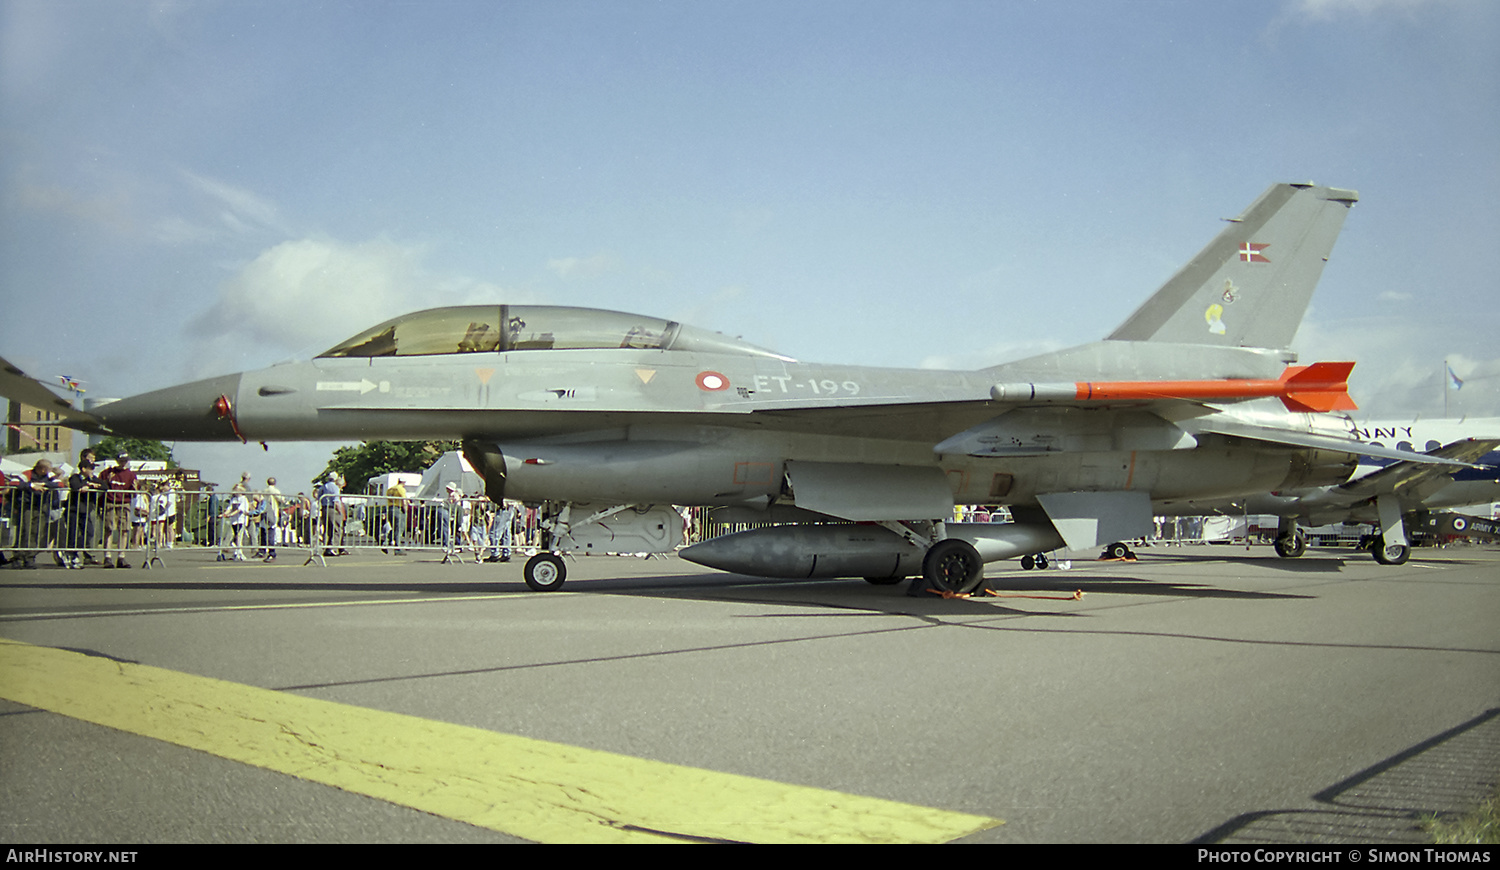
[1444,358,1449,417]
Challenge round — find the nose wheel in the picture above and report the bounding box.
[523,553,567,591]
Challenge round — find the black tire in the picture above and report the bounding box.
[523,553,567,591]
[1103,541,1131,560]
[1273,532,1306,559]
[1371,537,1410,566]
[922,539,985,595]
[1034,553,1049,570]
[1020,554,1035,570]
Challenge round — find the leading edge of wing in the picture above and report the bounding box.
[1189,417,1483,467]
[1332,438,1500,501]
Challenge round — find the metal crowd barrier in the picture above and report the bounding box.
[1,480,550,570]
[165,489,542,566]
[1,480,156,569]
[293,492,537,565]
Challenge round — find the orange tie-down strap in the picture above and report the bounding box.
[927,588,1084,601]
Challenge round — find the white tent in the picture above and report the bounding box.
[416,452,484,499]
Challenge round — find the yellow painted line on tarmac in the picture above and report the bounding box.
[0,637,1001,843]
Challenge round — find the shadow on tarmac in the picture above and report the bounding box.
[1194,707,1500,845]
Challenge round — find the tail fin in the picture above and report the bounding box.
[1107,183,1358,349]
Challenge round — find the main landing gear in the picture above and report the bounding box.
[1273,530,1307,559]
[1100,541,1136,561]
[919,538,985,595]
[1369,535,1411,566]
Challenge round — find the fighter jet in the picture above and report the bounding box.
[1173,417,1500,565]
[3,182,1472,592]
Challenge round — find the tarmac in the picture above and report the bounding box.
[1,542,1497,843]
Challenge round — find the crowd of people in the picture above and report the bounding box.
[1,452,530,568]
[0,449,152,569]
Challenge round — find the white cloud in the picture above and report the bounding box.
[189,237,429,359]
[184,236,519,375]
[146,169,290,245]
[179,170,287,236]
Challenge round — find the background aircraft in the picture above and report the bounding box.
[3,182,1472,592]
[1171,417,1500,565]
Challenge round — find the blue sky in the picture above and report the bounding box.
[2,0,1497,487]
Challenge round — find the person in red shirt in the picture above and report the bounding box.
[99,452,138,569]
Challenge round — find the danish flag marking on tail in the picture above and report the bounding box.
[1238,242,1270,263]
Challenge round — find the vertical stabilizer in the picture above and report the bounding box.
[1107,183,1357,349]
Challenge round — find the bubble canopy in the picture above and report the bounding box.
[318,305,794,361]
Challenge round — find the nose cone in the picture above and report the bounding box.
[95,372,245,441]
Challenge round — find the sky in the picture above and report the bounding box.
[2,0,1497,488]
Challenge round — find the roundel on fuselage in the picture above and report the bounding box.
[696,371,730,391]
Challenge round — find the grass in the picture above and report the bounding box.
[1419,786,1500,844]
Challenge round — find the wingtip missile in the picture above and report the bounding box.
[1277,361,1358,413]
[989,361,1358,413]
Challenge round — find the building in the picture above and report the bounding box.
[4,400,74,457]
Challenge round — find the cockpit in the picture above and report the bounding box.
[318,305,795,361]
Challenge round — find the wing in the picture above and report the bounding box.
[0,355,101,429]
[1324,438,1500,508]
[1183,415,1480,468]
